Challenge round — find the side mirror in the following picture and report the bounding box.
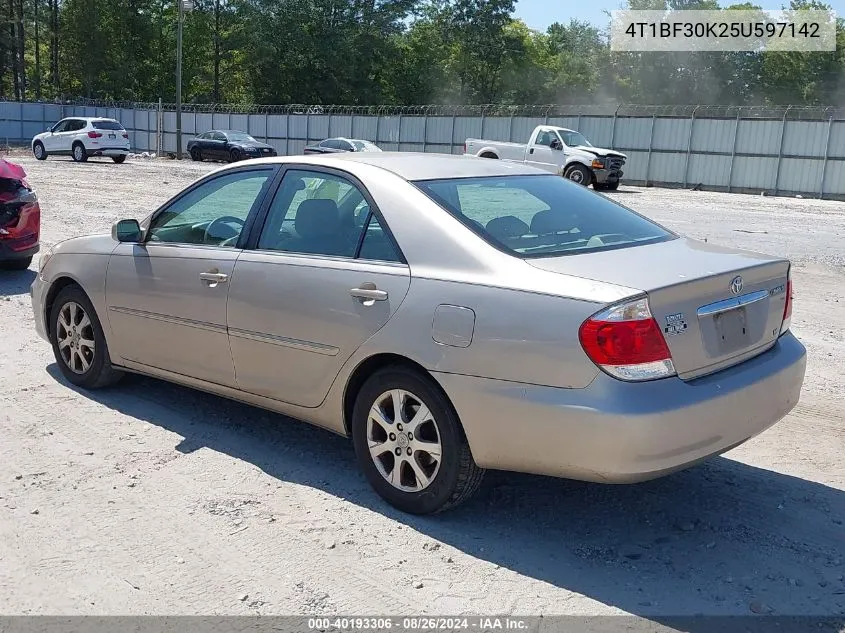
[550,139,563,151]
[112,219,142,243]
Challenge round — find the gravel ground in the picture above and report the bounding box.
[0,154,843,619]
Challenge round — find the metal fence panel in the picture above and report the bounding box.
[399,116,425,146]
[621,150,650,180]
[652,118,691,151]
[782,121,829,158]
[352,116,377,140]
[579,117,612,147]
[379,116,401,144]
[454,117,482,144]
[648,151,686,183]
[826,121,845,158]
[613,118,654,151]
[426,117,453,144]
[687,154,732,186]
[248,114,266,140]
[230,114,249,132]
[736,120,782,155]
[777,157,824,193]
[731,156,779,190]
[481,117,509,142]
[822,159,845,195]
[511,117,543,142]
[307,115,329,140]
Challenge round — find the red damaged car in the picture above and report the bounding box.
[0,158,40,270]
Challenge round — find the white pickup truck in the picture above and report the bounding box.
[465,125,627,191]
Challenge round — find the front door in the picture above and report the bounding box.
[525,129,562,174]
[105,166,276,386]
[43,119,70,152]
[227,167,411,407]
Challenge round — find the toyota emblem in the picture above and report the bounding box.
[730,275,744,295]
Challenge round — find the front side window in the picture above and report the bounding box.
[51,120,69,133]
[147,170,272,246]
[257,169,400,262]
[414,175,674,258]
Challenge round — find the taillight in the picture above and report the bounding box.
[88,131,102,138]
[122,132,129,138]
[579,296,676,382]
[780,268,793,334]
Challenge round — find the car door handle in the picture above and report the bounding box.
[350,285,388,302]
[200,271,229,284]
[529,148,534,154]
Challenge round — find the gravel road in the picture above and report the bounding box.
[1,154,843,619]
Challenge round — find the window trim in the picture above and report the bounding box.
[142,164,282,249]
[244,164,407,265]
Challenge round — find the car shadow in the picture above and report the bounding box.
[0,267,36,295]
[46,365,845,622]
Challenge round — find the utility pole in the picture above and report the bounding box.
[175,0,184,159]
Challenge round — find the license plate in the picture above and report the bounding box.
[714,307,748,352]
[108,133,116,139]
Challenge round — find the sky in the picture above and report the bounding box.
[513,0,845,32]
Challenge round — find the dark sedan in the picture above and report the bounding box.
[303,137,381,154]
[187,130,277,163]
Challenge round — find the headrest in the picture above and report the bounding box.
[486,215,529,240]
[530,209,578,235]
[295,199,340,239]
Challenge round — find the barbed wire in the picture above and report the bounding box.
[5,99,845,120]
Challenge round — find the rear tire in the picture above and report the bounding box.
[564,164,590,186]
[49,285,123,389]
[71,142,88,163]
[0,256,33,271]
[351,365,485,514]
[112,154,126,164]
[480,152,498,159]
[33,141,47,161]
[190,148,202,162]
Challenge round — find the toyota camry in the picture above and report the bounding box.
[31,153,806,514]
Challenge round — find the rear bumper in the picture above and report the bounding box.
[0,237,39,261]
[434,332,806,482]
[86,145,130,156]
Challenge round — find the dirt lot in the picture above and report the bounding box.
[1,154,844,618]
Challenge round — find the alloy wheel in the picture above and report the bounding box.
[366,389,442,492]
[56,301,96,374]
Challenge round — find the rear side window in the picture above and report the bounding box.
[414,175,675,258]
[92,120,124,131]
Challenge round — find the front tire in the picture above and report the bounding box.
[33,141,47,161]
[71,142,88,163]
[112,154,126,164]
[564,164,591,186]
[229,148,242,163]
[49,285,123,389]
[351,366,485,514]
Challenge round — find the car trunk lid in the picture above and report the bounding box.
[527,238,790,379]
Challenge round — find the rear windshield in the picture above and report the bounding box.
[92,120,124,130]
[413,175,675,258]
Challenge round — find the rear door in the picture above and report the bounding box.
[227,166,411,407]
[525,129,561,173]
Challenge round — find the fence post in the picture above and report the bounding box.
[328,110,332,139]
[682,105,700,189]
[264,109,269,145]
[727,109,741,193]
[480,106,487,140]
[610,104,621,150]
[285,110,291,155]
[451,109,457,154]
[576,108,582,132]
[508,112,515,142]
[819,114,834,200]
[773,106,792,196]
[305,109,310,148]
[644,114,656,187]
[422,107,428,153]
[375,108,382,147]
[397,109,403,151]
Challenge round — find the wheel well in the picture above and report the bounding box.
[480,152,498,159]
[34,140,44,147]
[342,353,445,436]
[44,277,82,336]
